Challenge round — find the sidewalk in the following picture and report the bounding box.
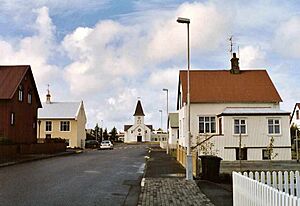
[0,149,82,168]
[138,146,214,206]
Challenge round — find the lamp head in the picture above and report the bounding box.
[177,17,190,24]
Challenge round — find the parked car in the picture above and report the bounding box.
[99,140,113,150]
[85,140,100,148]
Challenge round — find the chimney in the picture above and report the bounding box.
[230,53,240,74]
[46,89,51,104]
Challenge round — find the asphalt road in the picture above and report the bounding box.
[0,144,148,206]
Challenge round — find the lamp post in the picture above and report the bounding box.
[159,110,163,130]
[163,88,169,154]
[38,120,41,140]
[177,17,193,180]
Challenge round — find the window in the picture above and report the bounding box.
[18,85,23,102]
[45,121,52,131]
[199,116,216,133]
[268,119,280,134]
[60,121,70,131]
[234,119,247,134]
[262,149,271,160]
[297,111,299,120]
[10,112,15,125]
[28,92,32,104]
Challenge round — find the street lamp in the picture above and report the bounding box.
[177,16,193,180]
[159,110,163,130]
[163,88,169,154]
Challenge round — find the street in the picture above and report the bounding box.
[0,144,148,206]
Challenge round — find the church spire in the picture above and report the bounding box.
[46,84,51,104]
[133,100,145,116]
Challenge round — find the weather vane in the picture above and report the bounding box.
[47,84,50,95]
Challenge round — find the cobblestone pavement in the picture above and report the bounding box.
[138,146,214,206]
[138,178,214,206]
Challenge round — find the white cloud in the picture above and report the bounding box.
[239,45,266,68]
[146,2,230,62]
[273,16,300,59]
[2,1,300,131]
[0,7,61,88]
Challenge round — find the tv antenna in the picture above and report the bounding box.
[229,35,234,56]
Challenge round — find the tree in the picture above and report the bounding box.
[99,127,103,143]
[103,128,109,140]
[94,123,100,141]
[110,127,118,142]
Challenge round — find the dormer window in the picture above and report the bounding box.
[18,85,23,102]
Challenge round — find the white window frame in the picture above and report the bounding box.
[45,121,52,132]
[233,118,247,135]
[267,118,281,135]
[198,116,216,134]
[18,86,23,102]
[60,121,71,132]
[28,92,32,104]
[10,112,15,125]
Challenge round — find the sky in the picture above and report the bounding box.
[0,0,300,131]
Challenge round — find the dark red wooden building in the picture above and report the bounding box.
[0,65,42,144]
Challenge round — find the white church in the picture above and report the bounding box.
[124,100,153,142]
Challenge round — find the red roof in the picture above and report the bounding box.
[179,70,282,105]
[0,65,41,107]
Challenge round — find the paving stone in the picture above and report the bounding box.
[139,178,214,206]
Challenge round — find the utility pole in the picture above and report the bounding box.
[163,88,169,154]
[239,132,242,172]
[296,129,299,163]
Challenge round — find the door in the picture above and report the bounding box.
[137,136,142,142]
[235,148,247,160]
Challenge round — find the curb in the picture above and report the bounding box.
[0,150,83,168]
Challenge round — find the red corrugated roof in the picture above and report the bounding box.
[0,65,41,107]
[179,70,282,104]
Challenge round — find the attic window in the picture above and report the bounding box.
[28,91,32,104]
[297,111,299,120]
[10,112,15,125]
[18,85,23,102]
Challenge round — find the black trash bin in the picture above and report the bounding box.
[199,155,222,182]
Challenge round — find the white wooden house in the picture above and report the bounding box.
[168,112,179,148]
[291,103,300,128]
[177,53,291,160]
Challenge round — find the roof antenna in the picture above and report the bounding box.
[229,35,234,57]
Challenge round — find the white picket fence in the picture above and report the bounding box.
[233,171,300,206]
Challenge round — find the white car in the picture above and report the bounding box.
[99,140,113,150]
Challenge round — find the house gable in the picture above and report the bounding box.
[0,65,41,107]
[291,103,300,124]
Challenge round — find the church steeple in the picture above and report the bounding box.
[133,100,145,116]
[46,84,51,104]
